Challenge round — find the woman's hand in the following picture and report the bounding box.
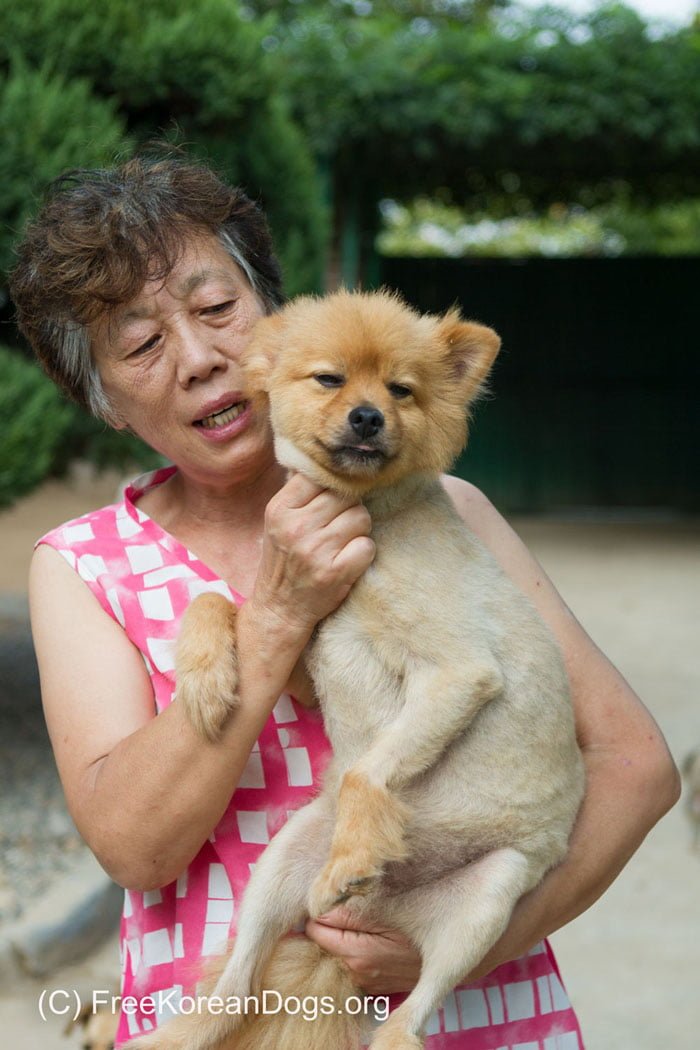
[305,906,421,995]
[249,473,375,640]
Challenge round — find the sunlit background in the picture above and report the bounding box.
[0,6,698,1050]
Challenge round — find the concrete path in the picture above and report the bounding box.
[0,474,697,1049]
[514,517,700,1050]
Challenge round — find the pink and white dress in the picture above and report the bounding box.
[37,465,585,1049]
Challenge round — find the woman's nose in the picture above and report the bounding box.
[175,328,228,386]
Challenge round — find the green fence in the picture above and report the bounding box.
[379,256,699,512]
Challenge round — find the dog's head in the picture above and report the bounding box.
[243,289,500,498]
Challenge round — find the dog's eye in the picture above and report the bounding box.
[388,383,412,399]
[314,374,345,388]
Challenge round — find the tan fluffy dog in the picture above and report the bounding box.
[128,290,585,1050]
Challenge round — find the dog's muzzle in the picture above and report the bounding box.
[348,404,384,440]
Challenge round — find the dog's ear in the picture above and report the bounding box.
[437,312,501,397]
[241,314,286,393]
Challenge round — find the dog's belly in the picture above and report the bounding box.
[382,837,483,893]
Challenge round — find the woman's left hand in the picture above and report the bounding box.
[305,906,421,995]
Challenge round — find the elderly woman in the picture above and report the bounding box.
[11,155,678,1049]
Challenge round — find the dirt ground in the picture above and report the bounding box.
[0,471,698,1049]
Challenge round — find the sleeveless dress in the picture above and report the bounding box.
[37,466,585,1050]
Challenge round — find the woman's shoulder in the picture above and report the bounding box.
[35,465,170,555]
[439,474,532,576]
[36,499,123,551]
[438,473,576,635]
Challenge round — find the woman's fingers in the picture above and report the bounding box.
[253,472,374,633]
[331,535,376,584]
[304,912,421,995]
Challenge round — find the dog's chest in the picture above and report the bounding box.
[304,502,488,759]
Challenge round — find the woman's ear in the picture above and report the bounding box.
[437,311,501,398]
[241,313,285,393]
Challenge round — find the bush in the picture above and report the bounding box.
[49,409,165,478]
[0,59,129,279]
[0,347,74,508]
[0,0,328,296]
[0,347,165,509]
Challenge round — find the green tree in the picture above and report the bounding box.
[0,60,128,279]
[270,2,700,283]
[242,0,507,24]
[0,346,74,507]
[0,0,328,296]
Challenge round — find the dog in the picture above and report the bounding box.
[127,289,585,1050]
[682,749,700,850]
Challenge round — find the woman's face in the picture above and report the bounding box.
[91,231,274,486]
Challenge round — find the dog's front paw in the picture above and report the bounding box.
[175,593,239,741]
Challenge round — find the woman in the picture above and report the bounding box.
[10,155,679,1048]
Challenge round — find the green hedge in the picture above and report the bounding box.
[0,347,163,508]
[0,347,74,507]
[0,59,129,276]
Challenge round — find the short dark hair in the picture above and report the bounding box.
[9,153,284,418]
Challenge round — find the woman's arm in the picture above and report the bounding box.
[306,476,680,992]
[32,474,374,893]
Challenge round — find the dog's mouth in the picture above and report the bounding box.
[316,439,391,473]
[338,444,386,460]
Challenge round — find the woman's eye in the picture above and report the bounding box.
[314,374,345,388]
[130,335,160,357]
[202,300,235,316]
[388,382,412,399]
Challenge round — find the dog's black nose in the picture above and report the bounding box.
[349,405,384,439]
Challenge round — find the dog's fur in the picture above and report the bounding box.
[127,290,585,1050]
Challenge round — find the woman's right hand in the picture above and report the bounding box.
[249,472,375,639]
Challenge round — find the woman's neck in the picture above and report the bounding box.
[182,463,283,527]
[140,457,286,542]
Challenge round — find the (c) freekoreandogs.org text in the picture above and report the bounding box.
[39,988,390,1025]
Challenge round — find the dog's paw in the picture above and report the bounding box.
[175,593,239,741]
[308,772,411,916]
[177,668,237,742]
[308,851,383,918]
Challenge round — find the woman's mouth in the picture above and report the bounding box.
[194,401,248,429]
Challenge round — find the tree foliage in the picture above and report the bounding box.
[1,0,698,501]
[0,60,128,278]
[273,2,700,204]
[2,0,698,293]
[0,346,74,508]
[261,1,700,279]
[0,0,327,297]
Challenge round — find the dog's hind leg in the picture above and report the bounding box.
[212,796,334,1004]
[368,848,546,1050]
[124,797,335,1050]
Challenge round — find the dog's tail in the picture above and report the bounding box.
[124,937,366,1050]
[231,937,366,1050]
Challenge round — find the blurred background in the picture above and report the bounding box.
[1,0,699,511]
[0,2,698,1049]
